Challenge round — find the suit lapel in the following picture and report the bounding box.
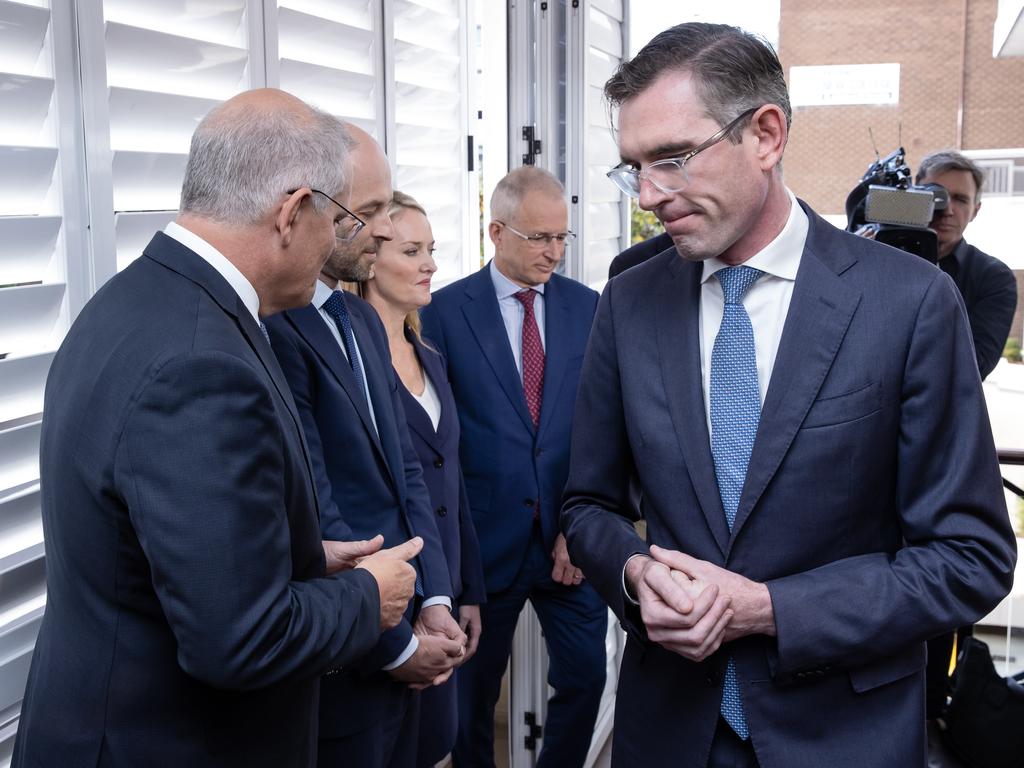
[657,256,731,556]
[730,211,861,542]
[287,304,389,468]
[537,276,569,442]
[404,337,446,453]
[461,269,536,433]
[350,307,401,493]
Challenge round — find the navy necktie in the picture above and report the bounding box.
[322,290,368,399]
[710,265,764,741]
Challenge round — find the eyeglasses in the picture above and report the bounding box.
[287,188,366,243]
[606,107,761,198]
[496,222,577,247]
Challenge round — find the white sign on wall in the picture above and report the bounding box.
[789,63,900,107]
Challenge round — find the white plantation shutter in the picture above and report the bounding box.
[389,0,473,285]
[0,0,72,759]
[566,0,628,289]
[274,0,386,139]
[98,0,259,271]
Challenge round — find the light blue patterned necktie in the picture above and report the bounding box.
[710,265,764,741]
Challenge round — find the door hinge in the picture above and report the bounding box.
[524,711,543,750]
[521,125,541,166]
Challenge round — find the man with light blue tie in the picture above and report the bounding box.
[265,124,466,768]
[560,23,1017,768]
[421,167,608,768]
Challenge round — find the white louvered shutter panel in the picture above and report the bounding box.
[0,0,68,758]
[390,0,472,285]
[100,0,256,271]
[567,0,627,289]
[276,0,386,140]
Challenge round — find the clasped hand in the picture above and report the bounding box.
[626,545,775,662]
[391,604,467,690]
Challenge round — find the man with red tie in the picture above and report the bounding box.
[421,167,608,768]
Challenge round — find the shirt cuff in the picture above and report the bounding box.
[421,596,452,610]
[382,635,419,671]
[622,553,649,606]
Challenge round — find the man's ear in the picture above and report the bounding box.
[488,220,503,247]
[277,188,310,246]
[750,104,788,173]
[971,199,981,223]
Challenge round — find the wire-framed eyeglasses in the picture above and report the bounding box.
[606,107,761,198]
[496,221,577,247]
[287,188,366,243]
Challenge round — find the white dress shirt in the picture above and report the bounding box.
[489,259,547,376]
[164,221,261,322]
[698,189,808,428]
[411,371,442,432]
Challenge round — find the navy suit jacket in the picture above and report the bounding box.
[14,233,381,768]
[421,265,599,593]
[265,293,451,738]
[608,231,673,279]
[562,205,1017,768]
[400,333,487,606]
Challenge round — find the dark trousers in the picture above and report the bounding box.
[417,667,459,766]
[318,687,419,768]
[707,718,760,768]
[453,528,608,768]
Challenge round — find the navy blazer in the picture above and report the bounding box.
[400,333,487,606]
[562,204,1017,768]
[421,266,599,593]
[14,233,381,768]
[265,293,451,738]
[608,231,673,278]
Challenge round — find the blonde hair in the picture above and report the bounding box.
[354,190,432,342]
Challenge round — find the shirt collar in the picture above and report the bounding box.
[701,188,807,285]
[489,258,547,299]
[948,238,969,267]
[313,278,339,310]
[164,221,261,322]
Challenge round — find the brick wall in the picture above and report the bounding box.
[778,0,1024,216]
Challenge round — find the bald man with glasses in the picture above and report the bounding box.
[421,166,608,768]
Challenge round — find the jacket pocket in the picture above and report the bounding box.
[802,381,881,429]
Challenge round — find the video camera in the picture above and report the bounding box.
[845,146,949,263]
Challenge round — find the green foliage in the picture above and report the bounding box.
[1004,337,1022,364]
[630,199,664,245]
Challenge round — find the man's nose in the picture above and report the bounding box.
[638,176,672,212]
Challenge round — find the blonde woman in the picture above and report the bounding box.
[361,192,485,767]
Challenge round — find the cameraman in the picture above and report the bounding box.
[916,150,1017,380]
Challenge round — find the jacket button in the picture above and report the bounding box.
[437,506,447,517]
[523,498,535,507]
[433,457,444,468]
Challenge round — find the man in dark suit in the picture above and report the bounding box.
[421,166,608,768]
[13,89,421,768]
[915,150,1017,380]
[608,230,672,278]
[561,24,1017,768]
[266,125,466,768]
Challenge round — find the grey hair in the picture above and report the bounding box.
[605,23,791,142]
[489,166,565,223]
[916,150,985,201]
[180,101,351,224]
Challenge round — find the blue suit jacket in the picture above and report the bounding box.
[265,294,451,739]
[14,233,381,768]
[561,205,1017,768]
[421,266,599,593]
[400,333,487,606]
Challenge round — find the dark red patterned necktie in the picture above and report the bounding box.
[514,289,545,427]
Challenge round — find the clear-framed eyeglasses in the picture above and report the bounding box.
[496,221,577,247]
[287,188,366,243]
[606,107,761,198]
